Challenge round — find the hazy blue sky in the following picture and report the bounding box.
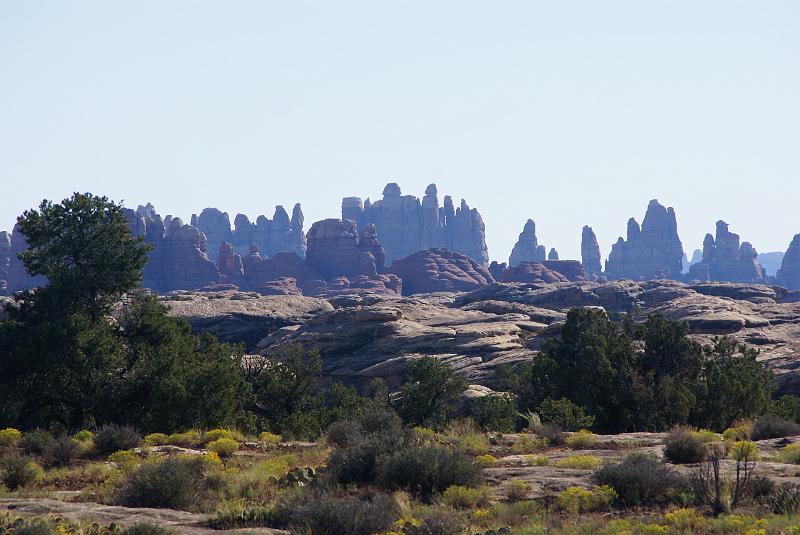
[1,1,798,261]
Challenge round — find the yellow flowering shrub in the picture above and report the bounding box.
[556,485,616,513]
[0,428,22,447]
[555,455,600,470]
[144,433,169,446]
[565,429,599,449]
[207,437,239,457]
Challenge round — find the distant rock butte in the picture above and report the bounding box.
[688,221,766,284]
[778,235,800,290]
[580,226,602,277]
[508,219,547,266]
[342,183,489,266]
[605,199,684,280]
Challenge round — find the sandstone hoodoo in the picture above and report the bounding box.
[306,218,386,279]
[604,199,684,280]
[778,234,800,290]
[548,248,559,260]
[688,220,767,283]
[342,182,489,266]
[387,248,494,295]
[580,225,602,277]
[508,219,547,266]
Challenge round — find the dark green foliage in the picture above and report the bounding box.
[769,484,800,515]
[767,395,800,423]
[466,395,517,432]
[1,455,39,490]
[19,429,55,456]
[376,444,481,499]
[751,415,800,440]
[94,424,142,455]
[43,436,80,467]
[116,456,221,510]
[396,357,468,430]
[4,522,57,535]
[537,397,595,431]
[325,420,364,448]
[663,427,707,464]
[748,475,776,501]
[593,452,683,505]
[695,338,775,430]
[326,429,405,485]
[286,492,400,535]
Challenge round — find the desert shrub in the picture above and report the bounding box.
[0,428,22,447]
[565,429,598,449]
[325,420,364,448]
[412,426,437,441]
[555,485,616,513]
[207,437,239,457]
[120,525,176,535]
[440,485,488,508]
[693,429,719,443]
[555,455,600,470]
[534,422,565,445]
[44,436,80,467]
[594,452,683,506]
[1,455,42,489]
[109,449,141,471]
[505,478,532,501]
[748,474,776,500]
[258,431,282,445]
[457,433,489,455]
[95,424,142,455]
[116,456,221,510]
[72,429,94,444]
[166,430,202,448]
[203,428,234,443]
[663,427,707,464]
[286,491,400,535]
[396,356,468,430]
[466,395,517,432]
[729,440,760,462]
[526,455,550,466]
[751,415,800,440]
[769,484,800,515]
[512,434,549,454]
[376,444,481,499]
[777,443,800,464]
[144,433,168,446]
[403,510,466,535]
[475,454,496,466]
[326,432,401,485]
[722,424,751,442]
[663,508,707,532]
[537,397,595,431]
[19,429,55,455]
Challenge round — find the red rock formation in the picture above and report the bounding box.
[500,262,569,283]
[306,219,386,280]
[541,260,586,282]
[145,217,221,291]
[581,225,602,277]
[388,248,495,295]
[342,183,489,266]
[231,204,306,258]
[605,200,684,280]
[688,221,766,283]
[778,234,800,290]
[509,219,546,266]
[244,250,326,295]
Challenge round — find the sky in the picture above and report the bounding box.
[1,1,799,262]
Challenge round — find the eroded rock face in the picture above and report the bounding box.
[581,226,602,277]
[342,183,489,266]
[146,217,221,291]
[509,220,547,266]
[231,204,307,259]
[605,199,684,280]
[306,219,386,280]
[194,208,232,259]
[388,248,495,295]
[688,221,766,283]
[542,260,586,282]
[0,231,11,293]
[500,262,569,284]
[778,235,800,290]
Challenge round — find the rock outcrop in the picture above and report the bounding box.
[548,248,559,261]
[541,260,586,282]
[0,231,10,293]
[194,208,232,259]
[508,220,547,266]
[581,226,602,277]
[306,219,386,280]
[778,235,800,290]
[230,204,307,258]
[388,248,494,295]
[342,183,489,266]
[688,221,766,283]
[146,217,221,291]
[500,262,569,284]
[605,200,684,280]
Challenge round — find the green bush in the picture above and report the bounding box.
[0,428,22,447]
[285,492,400,535]
[440,485,488,508]
[72,429,94,444]
[512,434,549,454]
[376,444,481,499]
[555,485,616,513]
[166,431,202,448]
[1,455,42,490]
[325,420,364,448]
[207,437,239,457]
[144,433,169,446]
[537,397,595,431]
[593,452,682,505]
[751,415,800,440]
[203,428,234,443]
[504,478,532,501]
[403,510,466,535]
[258,431,282,446]
[44,436,81,467]
[19,429,55,455]
[663,427,707,464]
[116,456,222,510]
[95,424,142,455]
[564,429,598,449]
[326,426,406,486]
[466,395,517,432]
[777,443,800,464]
[457,433,489,455]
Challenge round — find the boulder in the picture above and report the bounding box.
[388,248,495,295]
